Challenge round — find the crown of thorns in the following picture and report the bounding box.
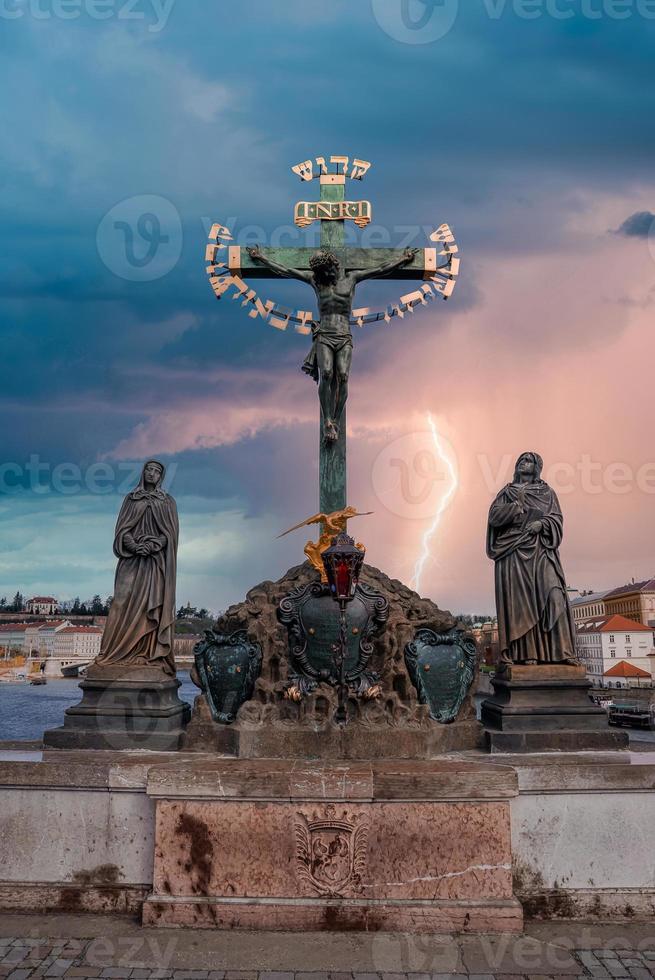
[310,249,340,271]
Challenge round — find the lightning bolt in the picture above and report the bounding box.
[411,413,458,595]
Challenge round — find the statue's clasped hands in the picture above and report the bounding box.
[134,537,165,557]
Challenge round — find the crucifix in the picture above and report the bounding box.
[205,155,460,516]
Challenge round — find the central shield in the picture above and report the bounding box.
[277,581,388,697]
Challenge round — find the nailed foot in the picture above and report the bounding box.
[324,419,339,443]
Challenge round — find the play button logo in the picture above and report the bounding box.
[371,0,459,44]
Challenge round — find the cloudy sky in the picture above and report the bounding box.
[1,0,654,615]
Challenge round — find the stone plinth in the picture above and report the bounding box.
[43,664,190,752]
[142,759,523,933]
[183,694,483,759]
[481,664,629,753]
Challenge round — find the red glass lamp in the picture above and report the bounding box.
[322,532,365,602]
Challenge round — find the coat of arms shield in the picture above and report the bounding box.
[294,805,369,898]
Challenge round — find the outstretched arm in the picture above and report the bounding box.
[351,247,419,284]
[247,245,312,284]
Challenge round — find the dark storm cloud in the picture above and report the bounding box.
[615,211,655,238]
[1,0,654,603]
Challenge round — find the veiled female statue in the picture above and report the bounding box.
[95,460,178,675]
[486,451,577,665]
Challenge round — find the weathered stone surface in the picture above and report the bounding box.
[512,771,655,920]
[487,730,629,753]
[142,755,520,932]
[482,663,628,753]
[145,759,518,802]
[142,896,523,933]
[0,786,153,889]
[143,774,521,933]
[183,561,482,758]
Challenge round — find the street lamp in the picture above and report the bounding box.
[321,531,366,725]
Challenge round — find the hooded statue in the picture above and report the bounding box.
[486,452,577,665]
[95,460,179,675]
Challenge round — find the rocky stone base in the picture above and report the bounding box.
[481,663,629,753]
[184,694,483,758]
[43,664,190,752]
[183,561,482,758]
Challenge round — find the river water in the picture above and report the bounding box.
[0,672,198,741]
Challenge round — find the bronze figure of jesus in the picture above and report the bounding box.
[247,245,418,443]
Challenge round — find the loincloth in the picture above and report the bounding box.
[302,332,353,383]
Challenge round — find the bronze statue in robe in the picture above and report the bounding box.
[95,460,179,675]
[487,452,577,666]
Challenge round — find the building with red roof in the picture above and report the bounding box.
[603,578,655,628]
[576,614,654,688]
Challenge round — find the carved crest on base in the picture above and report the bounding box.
[294,804,369,898]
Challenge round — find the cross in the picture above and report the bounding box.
[206,155,459,517]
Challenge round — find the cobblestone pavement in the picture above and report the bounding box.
[1,920,655,980]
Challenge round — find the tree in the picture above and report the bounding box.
[90,595,104,616]
[11,591,24,613]
[104,596,113,614]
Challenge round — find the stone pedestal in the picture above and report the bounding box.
[481,664,629,753]
[142,758,523,933]
[42,664,190,751]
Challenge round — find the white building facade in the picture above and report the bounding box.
[0,624,30,655]
[53,626,103,664]
[25,597,58,616]
[576,614,655,688]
